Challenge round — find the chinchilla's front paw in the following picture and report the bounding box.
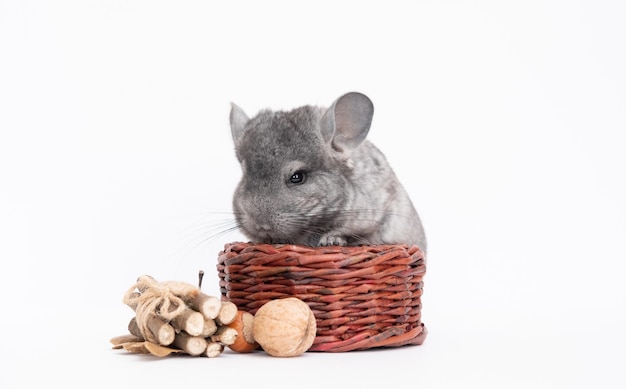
[318,235,347,246]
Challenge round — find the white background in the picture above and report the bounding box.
[1,1,625,388]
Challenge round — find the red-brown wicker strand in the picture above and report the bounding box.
[216,242,427,352]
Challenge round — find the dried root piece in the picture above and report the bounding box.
[200,319,218,337]
[145,313,176,346]
[189,293,222,320]
[205,342,224,358]
[216,301,238,325]
[170,307,205,336]
[211,326,238,346]
[127,317,142,338]
[173,332,208,356]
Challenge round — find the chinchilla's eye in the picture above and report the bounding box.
[289,171,306,185]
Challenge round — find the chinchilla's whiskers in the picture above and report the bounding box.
[172,211,243,259]
[283,216,372,245]
[335,208,417,223]
[278,219,321,243]
[296,208,390,225]
[182,218,238,243]
[344,232,370,245]
[229,206,414,247]
[283,217,321,233]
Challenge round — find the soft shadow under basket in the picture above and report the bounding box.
[217,242,427,352]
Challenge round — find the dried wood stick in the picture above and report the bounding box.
[216,301,238,325]
[170,307,205,336]
[211,326,238,346]
[129,313,175,346]
[189,293,222,320]
[136,275,156,292]
[125,291,141,310]
[146,313,176,346]
[173,332,208,356]
[200,318,218,337]
[205,342,224,358]
[125,287,177,346]
[128,317,143,339]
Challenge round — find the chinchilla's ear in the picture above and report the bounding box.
[320,92,374,152]
[230,102,250,147]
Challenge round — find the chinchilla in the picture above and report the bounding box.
[229,92,427,253]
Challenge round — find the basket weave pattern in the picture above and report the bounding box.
[217,242,427,352]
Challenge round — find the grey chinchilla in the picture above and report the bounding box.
[229,92,427,253]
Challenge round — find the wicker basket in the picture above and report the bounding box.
[216,242,427,352]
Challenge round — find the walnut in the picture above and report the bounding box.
[252,297,317,357]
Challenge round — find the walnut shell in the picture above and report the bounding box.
[252,297,316,357]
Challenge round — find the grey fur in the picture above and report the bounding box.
[229,92,427,253]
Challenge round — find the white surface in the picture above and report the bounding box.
[1,1,625,388]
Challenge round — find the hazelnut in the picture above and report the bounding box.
[226,310,259,353]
